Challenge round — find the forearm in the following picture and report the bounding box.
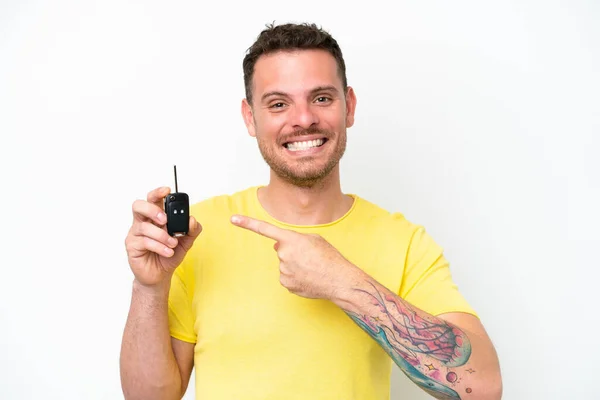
[332,270,500,400]
[120,280,182,400]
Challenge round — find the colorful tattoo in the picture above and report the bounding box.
[343,281,473,399]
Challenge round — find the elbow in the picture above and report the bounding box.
[475,371,503,400]
[487,379,503,400]
[122,386,182,400]
[120,361,184,400]
[495,375,504,400]
[490,362,503,399]
[121,377,183,400]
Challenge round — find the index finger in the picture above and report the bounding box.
[147,186,171,206]
[230,215,291,241]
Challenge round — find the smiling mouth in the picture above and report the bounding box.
[284,138,328,152]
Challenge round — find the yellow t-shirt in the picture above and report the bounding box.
[168,186,476,400]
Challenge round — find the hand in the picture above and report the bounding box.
[124,186,202,289]
[230,214,361,300]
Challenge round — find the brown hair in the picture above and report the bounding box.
[242,22,348,105]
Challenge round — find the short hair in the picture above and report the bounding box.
[242,22,348,105]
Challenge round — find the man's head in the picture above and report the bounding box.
[241,23,357,188]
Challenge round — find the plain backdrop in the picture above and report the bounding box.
[1,0,599,399]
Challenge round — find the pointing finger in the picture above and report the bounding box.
[147,186,171,206]
[230,215,290,241]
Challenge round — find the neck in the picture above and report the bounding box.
[257,167,354,226]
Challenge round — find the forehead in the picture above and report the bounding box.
[252,49,342,97]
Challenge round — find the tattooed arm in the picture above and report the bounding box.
[229,215,502,399]
[333,270,502,400]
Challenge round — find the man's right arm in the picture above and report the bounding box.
[120,186,202,400]
[120,280,194,400]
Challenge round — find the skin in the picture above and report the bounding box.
[120,187,200,400]
[119,48,503,399]
[240,49,357,226]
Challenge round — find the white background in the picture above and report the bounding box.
[1,0,599,399]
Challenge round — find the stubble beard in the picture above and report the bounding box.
[257,128,347,188]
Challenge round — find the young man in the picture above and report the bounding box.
[120,23,502,400]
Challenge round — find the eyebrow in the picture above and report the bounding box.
[260,85,340,102]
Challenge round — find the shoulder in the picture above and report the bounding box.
[349,194,441,257]
[351,194,422,238]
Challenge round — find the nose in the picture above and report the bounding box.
[289,102,320,130]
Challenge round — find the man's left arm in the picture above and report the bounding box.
[230,215,502,400]
[332,267,502,400]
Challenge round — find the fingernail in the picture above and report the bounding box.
[168,237,177,246]
[231,215,241,224]
[158,212,166,222]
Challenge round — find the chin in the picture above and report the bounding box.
[258,139,345,186]
[276,163,339,187]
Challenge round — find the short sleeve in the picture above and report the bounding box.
[168,255,197,343]
[398,226,478,318]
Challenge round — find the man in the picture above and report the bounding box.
[120,22,502,400]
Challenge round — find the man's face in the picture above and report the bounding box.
[242,49,356,187]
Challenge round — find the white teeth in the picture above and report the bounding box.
[286,139,325,151]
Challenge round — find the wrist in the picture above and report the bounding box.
[132,278,171,299]
[329,263,368,308]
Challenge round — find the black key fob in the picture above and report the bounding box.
[165,192,189,237]
[164,165,189,237]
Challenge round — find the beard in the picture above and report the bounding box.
[256,126,347,188]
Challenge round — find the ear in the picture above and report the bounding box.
[344,86,357,128]
[241,98,257,137]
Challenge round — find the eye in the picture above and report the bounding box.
[269,102,286,109]
[315,96,332,104]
